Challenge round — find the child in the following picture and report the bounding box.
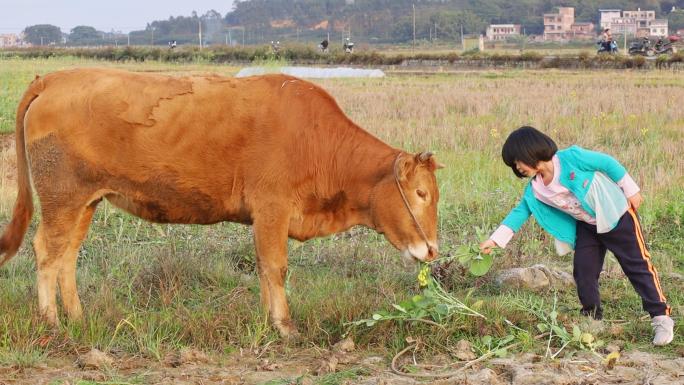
[479,126,674,346]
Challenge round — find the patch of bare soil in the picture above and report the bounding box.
[1,348,683,385]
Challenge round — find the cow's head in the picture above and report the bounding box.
[371,152,443,262]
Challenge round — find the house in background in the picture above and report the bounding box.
[543,7,575,40]
[623,8,656,29]
[649,19,669,37]
[601,8,668,37]
[610,17,638,36]
[0,33,21,47]
[485,24,521,41]
[599,9,622,30]
[569,22,596,40]
[543,7,595,40]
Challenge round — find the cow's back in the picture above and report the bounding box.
[24,69,344,224]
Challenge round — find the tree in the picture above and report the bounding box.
[69,26,102,46]
[669,9,684,31]
[23,24,62,45]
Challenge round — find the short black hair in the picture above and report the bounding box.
[502,126,558,178]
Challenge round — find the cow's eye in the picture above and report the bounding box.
[416,189,427,199]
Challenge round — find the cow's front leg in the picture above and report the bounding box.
[252,206,298,338]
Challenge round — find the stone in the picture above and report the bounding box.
[75,348,114,370]
[333,337,355,352]
[496,267,550,291]
[496,264,575,292]
[453,339,477,361]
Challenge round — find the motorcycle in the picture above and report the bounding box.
[270,41,281,55]
[597,39,618,54]
[653,37,676,55]
[318,39,329,53]
[629,37,656,56]
[628,37,677,56]
[343,38,354,54]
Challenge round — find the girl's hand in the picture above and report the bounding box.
[479,239,497,255]
[628,192,644,211]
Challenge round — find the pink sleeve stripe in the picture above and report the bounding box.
[618,173,640,198]
[490,225,515,248]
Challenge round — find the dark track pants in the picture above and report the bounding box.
[574,208,671,319]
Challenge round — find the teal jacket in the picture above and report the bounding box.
[501,145,630,249]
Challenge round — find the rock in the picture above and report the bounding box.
[315,355,338,375]
[179,347,211,364]
[469,367,505,385]
[509,366,565,385]
[164,347,211,367]
[257,358,279,371]
[333,337,355,353]
[609,323,625,337]
[75,348,114,370]
[361,356,384,366]
[496,267,550,291]
[496,264,575,292]
[453,339,477,361]
[578,318,605,335]
[530,264,575,289]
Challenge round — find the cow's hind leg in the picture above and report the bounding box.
[33,203,94,326]
[252,205,297,338]
[57,201,99,320]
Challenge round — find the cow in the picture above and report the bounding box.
[0,68,442,337]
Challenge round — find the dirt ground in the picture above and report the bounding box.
[1,347,683,385]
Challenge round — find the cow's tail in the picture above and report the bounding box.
[0,76,43,266]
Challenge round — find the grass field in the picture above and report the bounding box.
[0,57,682,383]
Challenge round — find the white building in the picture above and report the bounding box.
[599,9,621,30]
[623,8,656,28]
[485,24,521,41]
[601,9,667,37]
[0,33,20,47]
[610,17,638,35]
[649,19,669,36]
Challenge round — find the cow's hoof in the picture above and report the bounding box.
[274,319,300,339]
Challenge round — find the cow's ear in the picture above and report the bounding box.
[396,154,415,181]
[415,152,445,171]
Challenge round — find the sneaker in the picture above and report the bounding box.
[651,315,674,346]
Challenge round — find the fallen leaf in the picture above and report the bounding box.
[604,351,620,370]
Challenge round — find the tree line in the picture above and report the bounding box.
[20,0,684,47]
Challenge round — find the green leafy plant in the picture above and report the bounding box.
[348,266,485,328]
[516,294,605,359]
[453,244,501,276]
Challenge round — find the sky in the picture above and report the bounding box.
[0,0,236,35]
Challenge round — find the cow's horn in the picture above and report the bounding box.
[418,152,433,162]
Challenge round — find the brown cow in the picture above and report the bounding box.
[0,68,441,337]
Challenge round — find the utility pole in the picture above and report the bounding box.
[199,21,203,49]
[412,3,416,51]
[461,24,465,50]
